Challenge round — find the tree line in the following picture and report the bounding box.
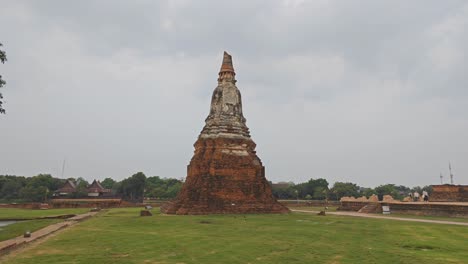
[0,173,182,203]
[0,173,433,203]
[271,178,433,201]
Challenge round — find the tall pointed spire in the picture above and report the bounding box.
[218,51,236,83]
[220,51,235,73]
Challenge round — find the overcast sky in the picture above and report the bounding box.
[0,0,467,187]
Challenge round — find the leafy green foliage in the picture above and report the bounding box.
[117,172,147,202]
[101,177,116,189]
[271,182,297,199]
[19,174,63,202]
[272,178,329,200]
[0,175,64,202]
[145,176,183,199]
[329,182,360,200]
[67,177,89,198]
[0,172,435,203]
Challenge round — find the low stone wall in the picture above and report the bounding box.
[339,201,468,217]
[430,185,468,202]
[50,198,123,208]
[385,202,468,217]
[337,201,369,211]
[279,200,340,207]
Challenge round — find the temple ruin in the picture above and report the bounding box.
[161,52,289,214]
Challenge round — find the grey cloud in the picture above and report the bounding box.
[0,0,467,187]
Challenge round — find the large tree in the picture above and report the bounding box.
[0,42,6,114]
[118,172,147,202]
[101,177,116,189]
[329,182,360,200]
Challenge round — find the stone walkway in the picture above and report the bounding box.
[292,209,468,226]
[0,211,98,255]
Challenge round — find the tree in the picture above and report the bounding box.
[17,174,61,202]
[271,182,297,199]
[295,178,329,199]
[0,42,7,114]
[118,172,147,202]
[312,186,328,200]
[20,186,49,202]
[145,176,183,199]
[329,182,360,200]
[361,187,376,198]
[374,184,405,200]
[0,176,26,200]
[70,177,89,198]
[101,178,116,189]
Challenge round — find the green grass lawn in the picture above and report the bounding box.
[0,208,90,220]
[289,207,468,223]
[0,219,62,241]
[4,208,467,264]
[0,208,89,241]
[290,206,339,212]
[383,213,468,223]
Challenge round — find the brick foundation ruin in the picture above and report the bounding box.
[160,52,289,215]
[338,201,468,217]
[430,185,468,202]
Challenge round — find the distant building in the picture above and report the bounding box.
[430,184,468,202]
[55,180,77,196]
[87,180,111,197]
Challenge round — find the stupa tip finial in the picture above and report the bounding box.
[219,51,235,74]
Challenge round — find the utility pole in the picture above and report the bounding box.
[61,158,66,178]
[440,173,443,184]
[449,162,454,185]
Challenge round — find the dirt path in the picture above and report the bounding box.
[292,209,468,226]
[0,211,98,258]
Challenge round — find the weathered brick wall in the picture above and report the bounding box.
[280,200,340,207]
[338,201,369,211]
[161,137,289,215]
[50,199,122,208]
[430,185,468,202]
[387,203,468,217]
[339,201,468,217]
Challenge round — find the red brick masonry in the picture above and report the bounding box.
[161,137,289,214]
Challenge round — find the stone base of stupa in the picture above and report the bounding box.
[160,137,290,215]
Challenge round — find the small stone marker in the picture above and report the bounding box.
[382,206,391,214]
[140,210,152,217]
[24,231,31,238]
[145,205,153,210]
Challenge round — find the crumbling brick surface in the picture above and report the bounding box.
[430,185,468,202]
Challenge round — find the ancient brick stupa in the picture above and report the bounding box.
[161,52,289,215]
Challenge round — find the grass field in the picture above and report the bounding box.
[0,219,62,241]
[3,208,467,264]
[291,206,339,211]
[290,207,468,223]
[384,213,468,223]
[0,208,90,220]
[0,208,90,242]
